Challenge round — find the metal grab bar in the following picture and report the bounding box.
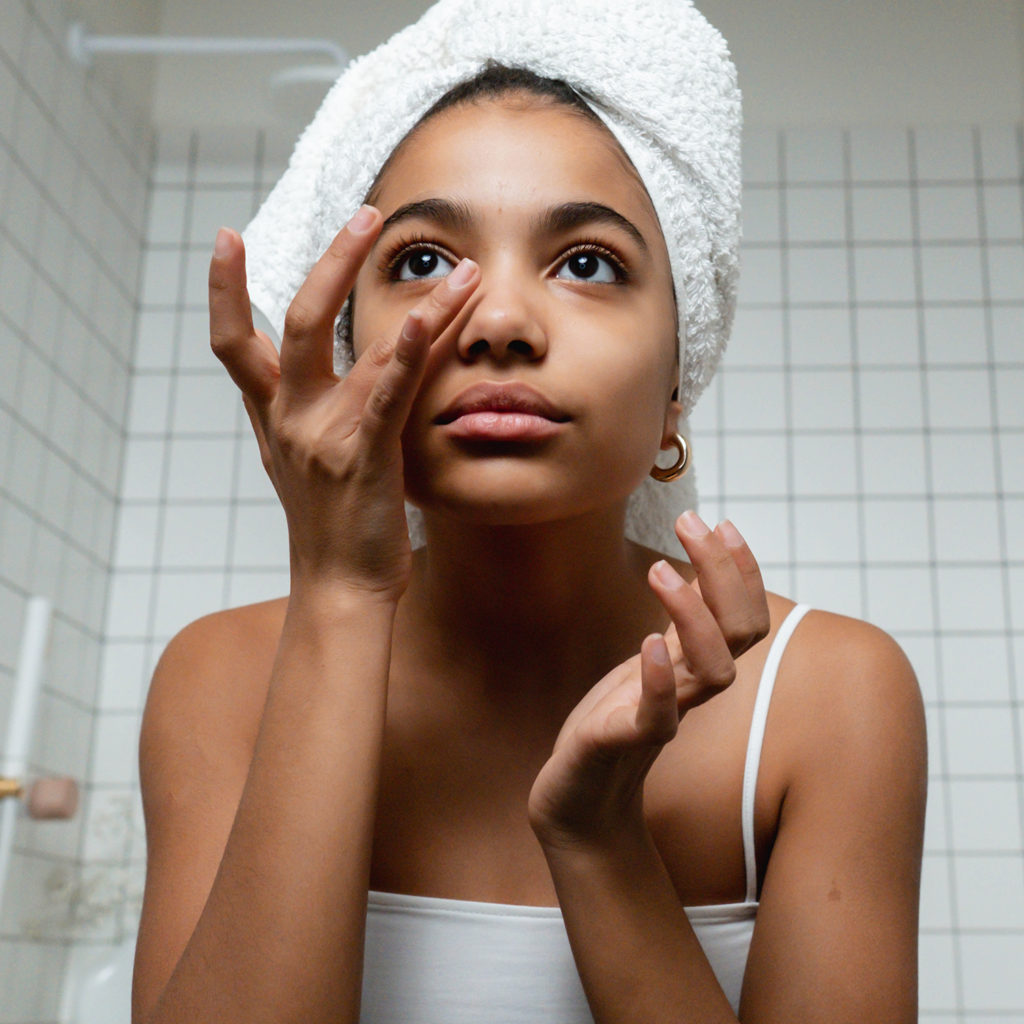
[0,596,52,910]
[67,22,349,70]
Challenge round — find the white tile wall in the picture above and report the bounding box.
[784,128,845,182]
[0,1,152,1020]
[789,306,852,363]
[852,187,914,240]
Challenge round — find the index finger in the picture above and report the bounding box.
[278,206,382,389]
[209,228,280,405]
[345,259,481,440]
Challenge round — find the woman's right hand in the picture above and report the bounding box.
[208,207,479,599]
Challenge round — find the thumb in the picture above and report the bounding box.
[636,634,681,746]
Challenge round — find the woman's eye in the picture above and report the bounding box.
[555,250,621,284]
[394,248,455,281]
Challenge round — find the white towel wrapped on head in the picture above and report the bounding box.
[243,0,741,553]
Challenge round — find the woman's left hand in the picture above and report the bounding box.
[528,512,770,850]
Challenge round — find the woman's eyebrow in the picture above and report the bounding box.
[538,202,649,253]
[379,197,649,253]
[380,197,474,234]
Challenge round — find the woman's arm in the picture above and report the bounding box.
[530,520,925,1023]
[134,591,399,1024]
[529,513,767,1022]
[739,614,926,1022]
[132,214,480,1024]
[542,825,739,1023]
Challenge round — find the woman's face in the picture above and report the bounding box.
[351,97,680,526]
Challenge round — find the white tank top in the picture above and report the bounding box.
[360,604,811,1022]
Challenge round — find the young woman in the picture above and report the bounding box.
[131,5,926,1023]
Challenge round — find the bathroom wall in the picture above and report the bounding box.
[100,120,1024,1023]
[0,1,153,1021]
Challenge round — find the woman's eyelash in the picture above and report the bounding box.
[556,240,630,282]
[379,234,454,279]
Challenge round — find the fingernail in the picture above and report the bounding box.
[717,519,744,549]
[648,634,671,666]
[652,559,684,590]
[348,205,377,235]
[214,227,232,258]
[678,510,710,539]
[446,258,476,290]
[401,310,424,342]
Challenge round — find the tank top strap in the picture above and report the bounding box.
[741,603,812,903]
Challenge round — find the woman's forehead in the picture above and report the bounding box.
[370,99,659,228]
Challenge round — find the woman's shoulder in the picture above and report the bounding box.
[767,596,920,701]
[140,598,288,776]
[148,597,288,704]
[761,595,926,786]
[165,596,287,654]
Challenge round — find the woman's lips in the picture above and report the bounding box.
[443,410,565,441]
[435,383,569,442]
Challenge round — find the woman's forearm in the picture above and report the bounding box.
[145,585,397,1024]
[541,827,737,1024]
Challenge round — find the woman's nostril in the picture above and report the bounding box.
[463,337,538,359]
[508,340,535,357]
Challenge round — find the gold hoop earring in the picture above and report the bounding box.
[650,433,691,482]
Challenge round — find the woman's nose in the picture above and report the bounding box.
[454,273,548,363]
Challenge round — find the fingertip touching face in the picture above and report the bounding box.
[351,91,681,527]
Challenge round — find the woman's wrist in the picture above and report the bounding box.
[287,564,408,612]
[286,524,413,606]
[532,802,652,862]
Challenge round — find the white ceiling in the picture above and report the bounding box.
[70,0,1024,132]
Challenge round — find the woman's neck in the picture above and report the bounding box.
[396,506,672,711]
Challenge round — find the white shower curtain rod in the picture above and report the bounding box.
[66,22,349,68]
